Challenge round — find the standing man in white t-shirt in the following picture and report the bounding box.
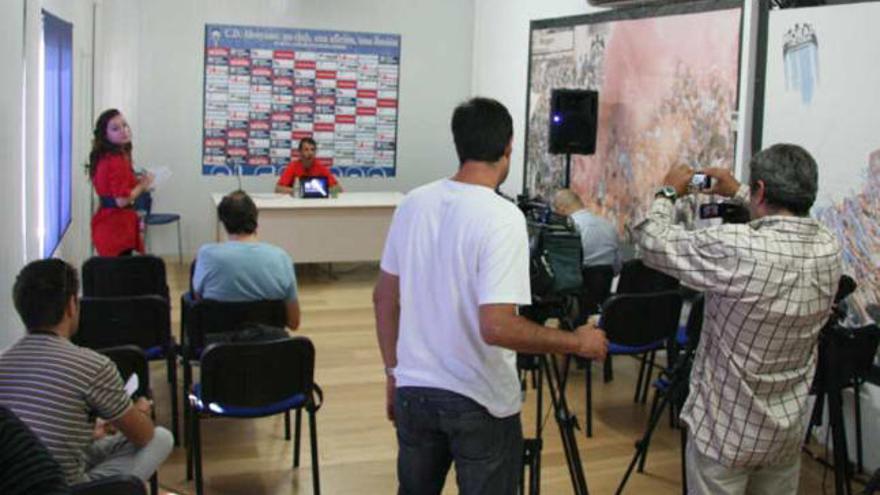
[373,97,609,495]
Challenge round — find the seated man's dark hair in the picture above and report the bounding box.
[298,137,317,150]
[451,97,513,165]
[749,143,819,216]
[13,259,79,332]
[218,190,258,235]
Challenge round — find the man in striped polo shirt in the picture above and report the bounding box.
[0,259,173,486]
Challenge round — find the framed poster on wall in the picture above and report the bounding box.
[202,24,401,178]
[524,0,743,234]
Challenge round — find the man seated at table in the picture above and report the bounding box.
[193,190,301,331]
[275,137,342,196]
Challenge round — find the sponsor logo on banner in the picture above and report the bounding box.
[248,156,270,166]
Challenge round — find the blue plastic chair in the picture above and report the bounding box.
[583,290,683,437]
[187,337,323,495]
[138,191,182,266]
[75,295,179,447]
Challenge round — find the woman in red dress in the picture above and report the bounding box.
[88,109,153,256]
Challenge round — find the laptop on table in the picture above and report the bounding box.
[300,176,330,199]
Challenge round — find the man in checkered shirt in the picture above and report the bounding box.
[635,144,842,494]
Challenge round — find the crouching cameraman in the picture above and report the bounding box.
[635,144,842,495]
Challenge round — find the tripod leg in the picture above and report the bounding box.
[616,389,674,495]
[805,392,825,445]
[638,385,663,473]
[828,389,853,495]
[543,355,589,495]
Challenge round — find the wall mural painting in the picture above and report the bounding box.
[525,2,742,234]
[760,3,880,326]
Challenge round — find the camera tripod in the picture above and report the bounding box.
[615,336,695,495]
[519,301,590,495]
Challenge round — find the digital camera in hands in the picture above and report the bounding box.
[690,173,712,191]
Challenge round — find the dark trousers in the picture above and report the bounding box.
[394,386,523,495]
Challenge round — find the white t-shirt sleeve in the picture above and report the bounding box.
[477,215,532,306]
[380,204,404,276]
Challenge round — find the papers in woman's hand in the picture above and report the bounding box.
[146,166,173,190]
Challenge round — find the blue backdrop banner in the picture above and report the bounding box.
[201,24,401,178]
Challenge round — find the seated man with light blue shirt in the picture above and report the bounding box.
[553,188,622,273]
[193,190,301,330]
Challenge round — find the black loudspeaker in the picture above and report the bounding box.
[549,89,598,155]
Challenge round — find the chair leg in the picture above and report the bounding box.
[168,353,179,446]
[150,473,158,495]
[183,362,192,450]
[294,408,303,467]
[603,354,614,383]
[634,353,648,403]
[184,365,193,479]
[193,412,204,495]
[639,386,663,473]
[285,410,291,441]
[640,350,657,404]
[176,220,183,267]
[585,361,593,438]
[309,410,320,495]
[681,427,688,495]
[186,405,194,481]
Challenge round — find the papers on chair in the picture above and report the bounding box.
[124,373,139,397]
[145,166,173,190]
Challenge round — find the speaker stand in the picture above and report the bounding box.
[564,153,572,188]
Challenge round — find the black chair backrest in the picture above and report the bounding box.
[75,296,171,352]
[82,255,169,301]
[185,299,288,353]
[200,337,315,409]
[600,290,684,347]
[616,259,679,294]
[98,345,150,398]
[71,474,147,495]
[580,264,615,318]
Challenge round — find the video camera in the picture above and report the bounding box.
[698,201,751,224]
[516,194,583,303]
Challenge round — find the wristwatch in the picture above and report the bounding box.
[655,185,678,202]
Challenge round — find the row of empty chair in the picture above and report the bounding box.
[72,255,322,495]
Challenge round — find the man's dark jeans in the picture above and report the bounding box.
[394,386,522,495]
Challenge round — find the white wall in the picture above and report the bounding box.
[108,0,474,257]
[0,0,95,349]
[0,0,27,349]
[471,0,593,197]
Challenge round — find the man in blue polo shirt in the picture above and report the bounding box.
[193,190,301,330]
